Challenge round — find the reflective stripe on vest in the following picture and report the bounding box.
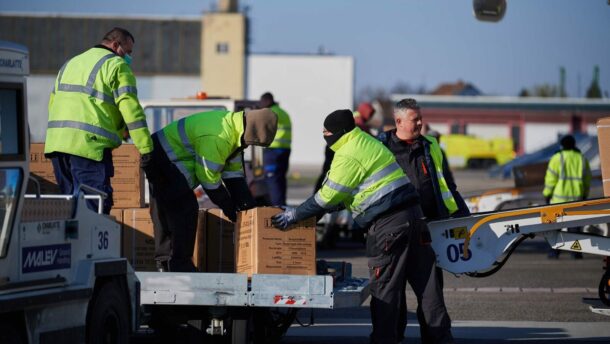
[126,119,148,131]
[426,136,458,214]
[56,53,117,105]
[318,179,412,209]
[318,162,407,199]
[351,177,409,217]
[113,85,137,99]
[157,130,195,187]
[47,120,122,145]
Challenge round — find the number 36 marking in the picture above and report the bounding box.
[446,243,472,262]
[98,231,109,250]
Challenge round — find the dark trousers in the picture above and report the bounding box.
[147,137,199,268]
[263,148,290,206]
[49,150,114,214]
[367,206,453,344]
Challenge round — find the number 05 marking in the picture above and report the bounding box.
[447,243,472,263]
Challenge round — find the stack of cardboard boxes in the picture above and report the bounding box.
[28,144,317,275]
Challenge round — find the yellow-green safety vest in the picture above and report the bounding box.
[45,47,152,161]
[424,135,459,215]
[268,104,291,149]
[543,150,591,204]
[156,110,245,190]
[314,127,409,218]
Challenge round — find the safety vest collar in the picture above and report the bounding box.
[329,127,361,152]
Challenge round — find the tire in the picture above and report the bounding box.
[87,280,130,344]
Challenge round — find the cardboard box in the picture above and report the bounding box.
[197,209,236,273]
[122,208,156,271]
[235,207,316,277]
[28,143,145,208]
[598,117,610,197]
[109,208,123,224]
[28,144,60,194]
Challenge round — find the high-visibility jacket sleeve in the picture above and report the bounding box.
[543,155,560,198]
[222,153,245,180]
[314,155,366,209]
[112,63,153,154]
[194,136,234,190]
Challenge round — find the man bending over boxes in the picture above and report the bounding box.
[142,109,277,272]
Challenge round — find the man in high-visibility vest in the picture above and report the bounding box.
[45,27,153,214]
[544,134,591,259]
[379,98,470,221]
[146,109,277,272]
[260,92,291,206]
[378,98,466,343]
[271,110,453,344]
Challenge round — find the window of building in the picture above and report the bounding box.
[216,42,229,54]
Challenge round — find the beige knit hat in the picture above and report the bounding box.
[243,108,278,146]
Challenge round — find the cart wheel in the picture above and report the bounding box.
[599,272,610,306]
[87,280,130,344]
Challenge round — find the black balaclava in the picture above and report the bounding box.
[560,135,576,150]
[323,109,356,147]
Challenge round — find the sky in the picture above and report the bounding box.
[3,0,610,98]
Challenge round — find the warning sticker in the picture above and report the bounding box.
[449,227,468,240]
[570,240,582,251]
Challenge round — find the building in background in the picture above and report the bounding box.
[1,7,354,166]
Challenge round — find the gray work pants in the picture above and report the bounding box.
[367,205,453,344]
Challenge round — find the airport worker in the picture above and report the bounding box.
[378,98,464,343]
[271,109,454,344]
[45,27,153,214]
[145,109,277,272]
[314,102,376,192]
[260,92,292,206]
[379,98,470,221]
[544,134,591,259]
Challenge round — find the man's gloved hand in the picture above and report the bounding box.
[271,206,297,230]
[140,153,154,175]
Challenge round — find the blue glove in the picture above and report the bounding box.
[271,206,297,230]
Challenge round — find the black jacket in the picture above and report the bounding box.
[378,130,470,220]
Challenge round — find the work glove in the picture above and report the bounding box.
[139,153,155,176]
[271,206,297,231]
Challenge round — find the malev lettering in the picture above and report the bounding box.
[23,248,58,268]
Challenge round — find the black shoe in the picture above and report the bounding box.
[156,260,169,272]
[168,259,197,272]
